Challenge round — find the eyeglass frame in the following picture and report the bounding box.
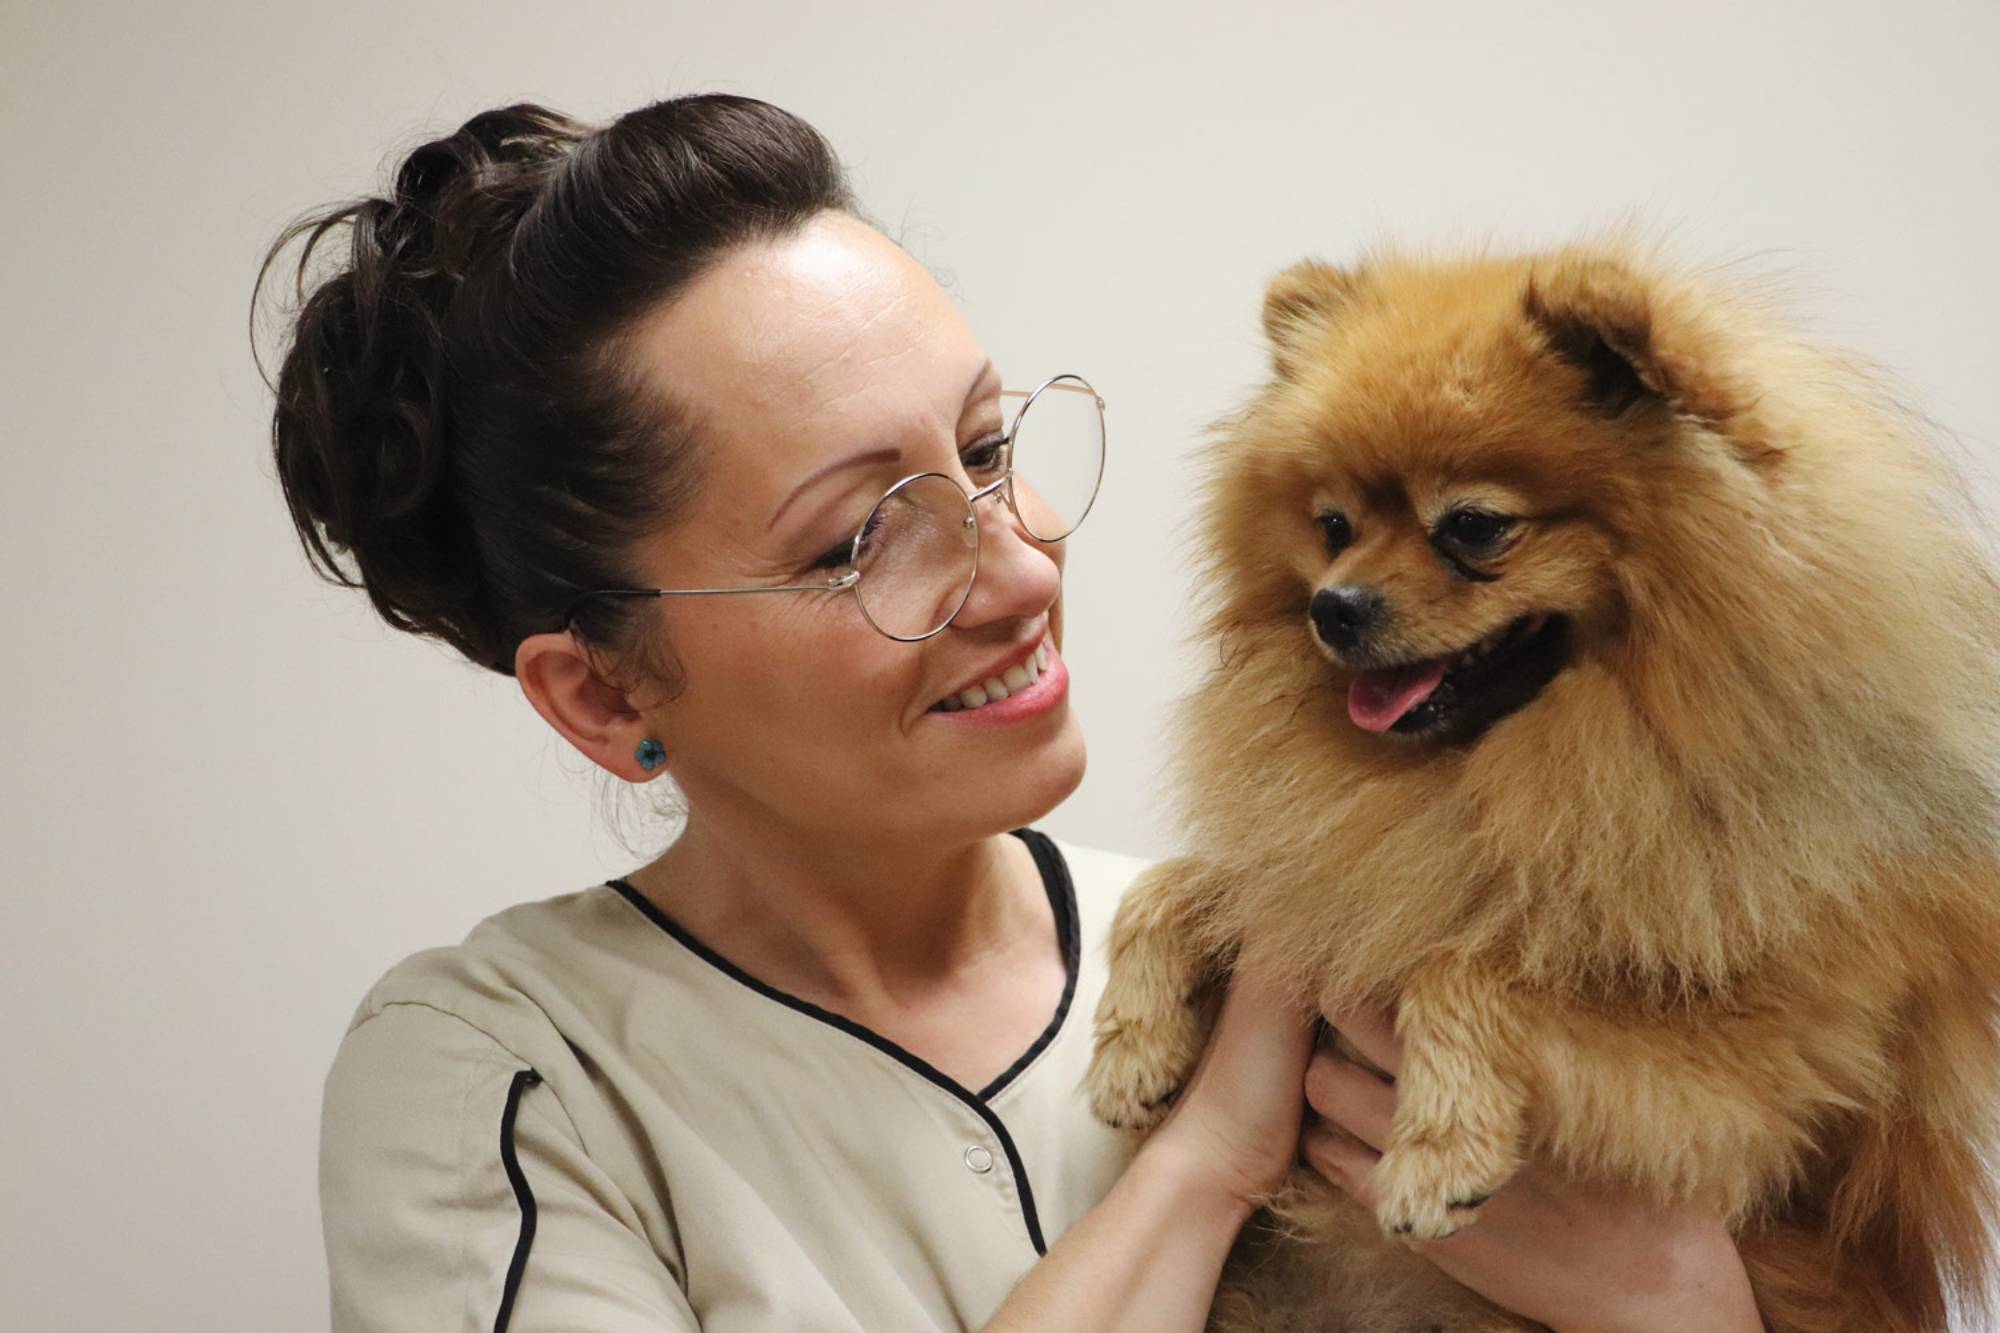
[553,372,1105,642]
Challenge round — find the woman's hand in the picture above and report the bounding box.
[1301,1003,1766,1333]
[981,943,1318,1333]
[1139,940,1318,1217]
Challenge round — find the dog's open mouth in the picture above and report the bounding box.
[1348,612,1571,743]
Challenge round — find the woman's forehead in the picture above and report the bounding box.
[635,214,985,468]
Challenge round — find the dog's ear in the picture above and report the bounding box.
[1262,259,1362,376]
[1521,257,1670,419]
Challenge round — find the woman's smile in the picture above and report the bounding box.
[926,632,1068,726]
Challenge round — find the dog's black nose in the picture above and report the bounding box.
[1310,585,1384,651]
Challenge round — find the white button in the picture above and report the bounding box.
[963,1145,994,1174]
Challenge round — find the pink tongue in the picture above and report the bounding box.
[1348,659,1448,732]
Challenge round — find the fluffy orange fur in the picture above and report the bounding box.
[1086,238,2000,1332]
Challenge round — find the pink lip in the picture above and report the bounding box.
[928,641,1068,727]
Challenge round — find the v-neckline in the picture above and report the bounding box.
[604,826,1081,1103]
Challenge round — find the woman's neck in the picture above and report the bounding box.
[625,812,1049,1017]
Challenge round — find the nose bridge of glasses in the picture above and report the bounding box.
[969,470,1056,557]
[969,472,1011,507]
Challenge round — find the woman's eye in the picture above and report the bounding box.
[807,507,884,572]
[806,540,853,572]
[961,432,1009,475]
[1439,508,1512,548]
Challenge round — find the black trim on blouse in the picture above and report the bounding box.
[976,829,1080,1101]
[493,1067,543,1333]
[604,825,1079,1257]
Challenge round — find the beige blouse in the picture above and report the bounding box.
[319,828,1154,1331]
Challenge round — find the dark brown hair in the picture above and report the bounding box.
[253,94,857,688]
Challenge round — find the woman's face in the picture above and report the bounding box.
[619,211,1086,845]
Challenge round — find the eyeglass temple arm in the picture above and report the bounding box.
[580,575,856,601]
[998,381,1101,401]
[560,575,858,626]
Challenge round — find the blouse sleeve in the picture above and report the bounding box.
[320,1001,700,1333]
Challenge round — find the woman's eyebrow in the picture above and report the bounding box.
[966,356,1000,402]
[767,358,1002,533]
[768,446,901,533]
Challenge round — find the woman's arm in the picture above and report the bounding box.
[1303,1001,1767,1333]
[982,943,1315,1332]
[976,1136,1254,1332]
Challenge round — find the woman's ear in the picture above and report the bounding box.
[1262,258,1364,378]
[514,631,658,781]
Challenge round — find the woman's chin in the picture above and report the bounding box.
[1027,723,1088,823]
[976,723,1087,836]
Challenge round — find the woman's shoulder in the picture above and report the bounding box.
[320,885,701,1331]
[330,883,642,1077]
[318,885,671,1225]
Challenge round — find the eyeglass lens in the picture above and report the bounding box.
[851,377,1105,640]
[1008,376,1105,543]
[853,474,979,640]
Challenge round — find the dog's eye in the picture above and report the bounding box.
[1438,508,1512,550]
[1315,510,1353,555]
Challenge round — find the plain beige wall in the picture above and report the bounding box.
[4,0,1997,1326]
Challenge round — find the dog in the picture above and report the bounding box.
[1084,237,2000,1331]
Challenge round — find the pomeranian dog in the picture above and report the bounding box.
[1084,238,2000,1332]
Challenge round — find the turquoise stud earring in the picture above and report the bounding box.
[635,738,667,773]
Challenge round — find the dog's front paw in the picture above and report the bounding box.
[1084,986,1208,1132]
[1371,1138,1515,1242]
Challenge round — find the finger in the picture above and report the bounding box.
[1195,941,1315,1093]
[1231,931,1307,1006]
[1320,999,1404,1079]
[1223,944,1306,1022]
[1303,1049,1398,1152]
[1300,1121,1381,1200]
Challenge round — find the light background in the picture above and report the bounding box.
[4,1,1997,1326]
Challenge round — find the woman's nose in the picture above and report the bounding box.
[952,484,1062,629]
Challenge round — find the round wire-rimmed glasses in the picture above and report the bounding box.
[555,372,1105,642]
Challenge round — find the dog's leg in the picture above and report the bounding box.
[1085,855,1236,1131]
[1365,954,1529,1243]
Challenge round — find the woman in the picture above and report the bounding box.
[261,93,1764,1331]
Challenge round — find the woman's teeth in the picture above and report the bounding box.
[933,642,1050,713]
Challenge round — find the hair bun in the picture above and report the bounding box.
[257,104,592,670]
